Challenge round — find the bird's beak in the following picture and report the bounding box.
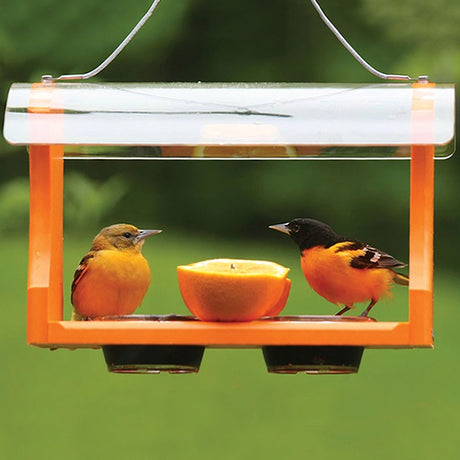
[269,223,290,235]
[135,229,162,242]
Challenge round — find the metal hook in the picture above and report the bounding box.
[41,0,428,83]
[310,0,428,82]
[41,0,162,83]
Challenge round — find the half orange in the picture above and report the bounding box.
[177,258,291,321]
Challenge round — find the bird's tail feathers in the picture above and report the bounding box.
[71,309,84,321]
[393,272,409,286]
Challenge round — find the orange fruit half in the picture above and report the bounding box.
[177,258,291,321]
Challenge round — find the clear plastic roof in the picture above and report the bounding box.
[3,82,455,159]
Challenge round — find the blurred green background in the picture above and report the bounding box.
[1,1,459,459]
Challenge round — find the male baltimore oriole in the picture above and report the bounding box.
[71,223,162,320]
[269,218,409,317]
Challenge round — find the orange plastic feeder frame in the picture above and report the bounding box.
[2,81,456,371]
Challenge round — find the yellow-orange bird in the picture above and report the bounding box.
[71,223,162,320]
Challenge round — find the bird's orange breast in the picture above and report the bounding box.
[301,246,394,308]
[72,250,151,318]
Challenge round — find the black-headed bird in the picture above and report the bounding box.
[269,218,408,317]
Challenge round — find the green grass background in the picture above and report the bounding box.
[1,234,458,460]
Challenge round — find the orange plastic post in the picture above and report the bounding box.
[408,82,435,347]
[27,84,64,344]
[408,146,434,346]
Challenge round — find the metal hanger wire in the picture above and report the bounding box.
[310,0,425,81]
[41,0,162,83]
[41,0,427,83]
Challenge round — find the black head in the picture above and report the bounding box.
[269,218,341,251]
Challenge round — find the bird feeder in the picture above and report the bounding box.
[2,1,456,374]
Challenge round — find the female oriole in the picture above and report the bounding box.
[71,223,162,320]
[270,218,409,317]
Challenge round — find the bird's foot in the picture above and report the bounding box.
[360,299,377,317]
[335,306,351,316]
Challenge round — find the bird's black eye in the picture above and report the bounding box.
[122,232,132,239]
[291,224,300,234]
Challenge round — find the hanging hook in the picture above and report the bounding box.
[310,0,428,82]
[41,0,428,84]
[41,0,162,83]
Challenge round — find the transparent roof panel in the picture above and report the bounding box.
[3,82,455,159]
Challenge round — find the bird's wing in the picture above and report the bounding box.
[350,244,406,269]
[71,251,95,303]
[333,241,406,269]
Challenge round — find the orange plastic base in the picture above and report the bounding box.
[40,317,413,349]
[26,82,435,350]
